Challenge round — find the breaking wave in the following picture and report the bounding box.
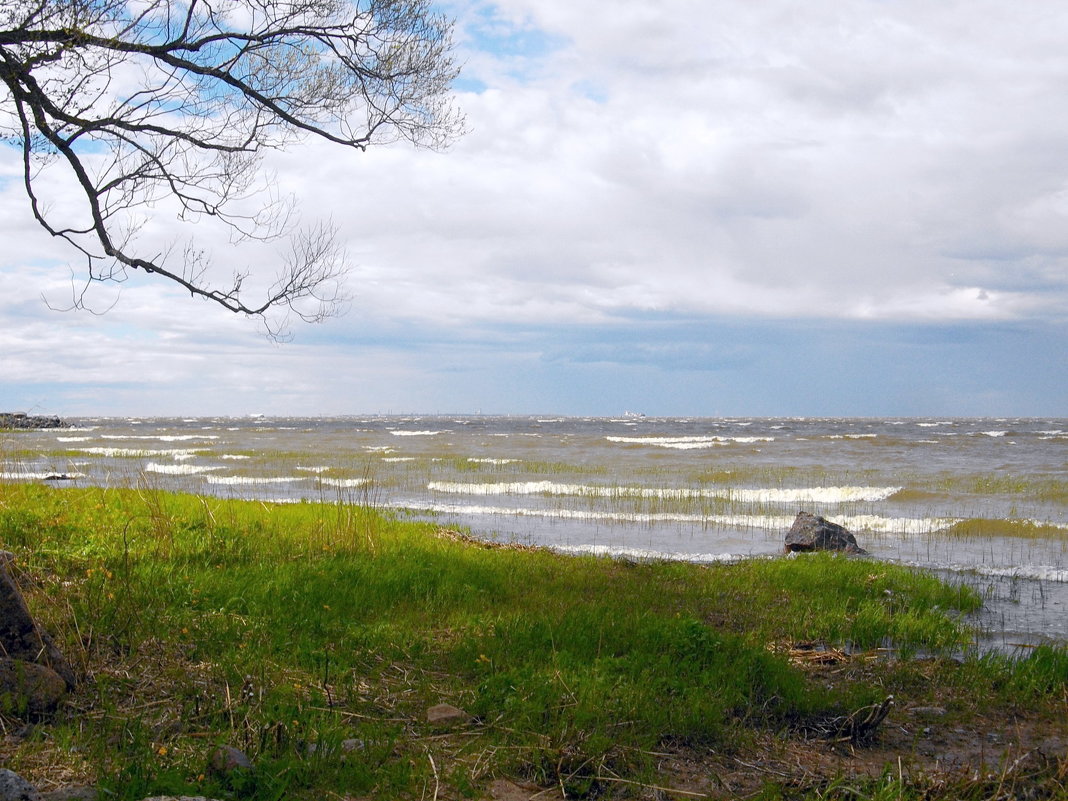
[145,463,223,475]
[606,435,773,448]
[551,544,750,564]
[205,475,302,485]
[427,481,902,504]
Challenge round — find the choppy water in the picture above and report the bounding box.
[4,415,1067,649]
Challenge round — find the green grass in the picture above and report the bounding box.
[0,482,1064,800]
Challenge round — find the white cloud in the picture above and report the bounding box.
[2,0,1067,415]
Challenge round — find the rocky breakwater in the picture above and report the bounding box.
[0,413,67,430]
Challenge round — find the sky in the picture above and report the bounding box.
[1,0,1066,418]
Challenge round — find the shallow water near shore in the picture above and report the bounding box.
[5,415,1066,651]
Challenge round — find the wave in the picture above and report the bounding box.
[606,435,773,448]
[406,499,959,537]
[390,430,446,436]
[409,501,792,527]
[101,434,219,442]
[145,463,223,475]
[205,475,302,485]
[551,544,750,564]
[902,560,1068,584]
[427,481,902,504]
[318,478,369,488]
[56,437,91,442]
[971,564,1068,583]
[78,447,204,458]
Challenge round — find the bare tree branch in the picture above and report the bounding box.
[0,0,464,335]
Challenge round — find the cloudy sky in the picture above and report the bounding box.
[2,0,1066,417]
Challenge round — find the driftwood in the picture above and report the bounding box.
[826,695,895,743]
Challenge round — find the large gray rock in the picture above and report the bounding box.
[784,512,868,555]
[0,769,40,801]
[0,553,77,690]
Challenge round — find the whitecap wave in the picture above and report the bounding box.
[390,430,446,436]
[404,500,957,538]
[972,565,1068,582]
[606,435,773,448]
[205,475,302,485]
[427,481,902,504]
[101,434,219,442]
[145,463,223,475]
[78,447,203,458]
[318,478,369,488]
[551,544,750,564]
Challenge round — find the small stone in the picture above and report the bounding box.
[208,744,252,775]
[0,769,40,801]
[340,738,364,752]
[426,703,468,724]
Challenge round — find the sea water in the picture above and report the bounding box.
[6,415,1067,650]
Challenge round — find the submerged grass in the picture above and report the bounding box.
[0,482,1064,800]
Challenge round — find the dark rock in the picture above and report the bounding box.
[0,553,77,689]
[0,659,68,716]
[784,512,868,555]
[0,769,40,801]
[208,745,253,776]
